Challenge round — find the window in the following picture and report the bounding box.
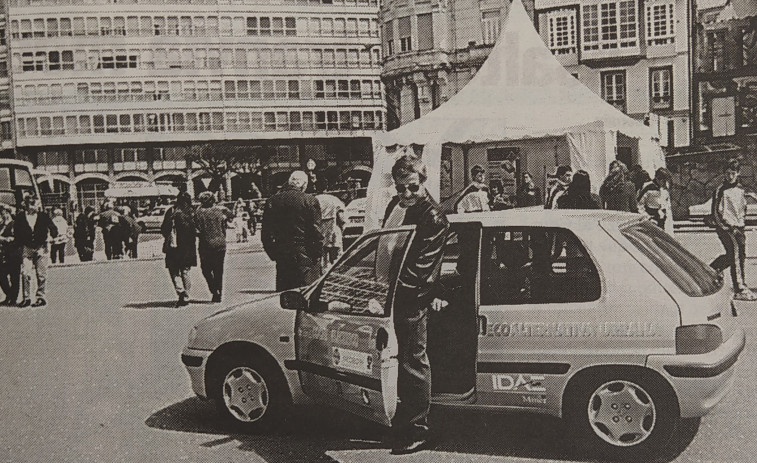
[602,70,626,112]
[708,31,726,72]
[646,1,675,45]
[247,17,258,35]
[417,13,434,50]
[316,231,411,316]
[384,20,394,56]
[480,227,601,305]
[623,221,721,297]
[481,10,500,46]
[547,9,577,54]
[649,67,672,110]
[398,16,411,52]
[583,1,637,51]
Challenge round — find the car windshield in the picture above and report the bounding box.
[621,221,722,297]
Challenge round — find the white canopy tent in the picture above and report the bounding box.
[365,0,665,231]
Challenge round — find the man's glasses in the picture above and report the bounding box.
[396,183,421,193]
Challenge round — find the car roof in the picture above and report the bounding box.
[446,208,641,229]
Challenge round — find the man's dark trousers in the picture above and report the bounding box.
[391,287,431,440]
[200,246,226,295]
[275,246,320,291]
[0,262,20,304]
[711,226,747,289]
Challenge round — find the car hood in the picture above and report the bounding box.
[188,293,297,351]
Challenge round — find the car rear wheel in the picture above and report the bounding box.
[565,369,678,459]
[211,356,288,432]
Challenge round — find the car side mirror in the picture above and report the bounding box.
[280,290,308,311]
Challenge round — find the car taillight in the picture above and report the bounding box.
[676,324,723,355]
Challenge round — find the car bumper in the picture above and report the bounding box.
[646,327,746,418]
[181,346,213,399]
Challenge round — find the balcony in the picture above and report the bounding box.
[382,49,452,79]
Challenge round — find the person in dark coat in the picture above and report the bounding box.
[161,192,197,307]
[14,195,58,307]
[599,160,639,212]
[74,206,96,262]
[556,170,602,210]
[382,155,450,455]
[516,172,542,207]
[120,206,141,259]
[261,171,323,291]
[98,200,123,260]
[195,191,233,302]
[0,205,21,306]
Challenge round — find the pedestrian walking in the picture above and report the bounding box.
[516,172,542,207]
[545,165,573,209]
[195,191,233,303]
[161,192,197,307]
[0,205,21,306]
[599,160,638,212]
[50,208,69,264]
[456,165,491,213]
[638,167,672,230]
[315,192,346,270]
[381,155,450,455]
[120,206,141,259]
[74,206,96,262]
[556,170,602,209]
[98,200,123,260]
[261,170,323,291]
[14,195,57,308]
[710,159,757,301]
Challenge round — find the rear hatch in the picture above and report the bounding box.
[609,218,738,342]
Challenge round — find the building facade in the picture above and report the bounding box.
[6,0,385,209]
[0,1,13,156]
[381,0,691,151]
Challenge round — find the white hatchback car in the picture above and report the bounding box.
[182,209,744,458]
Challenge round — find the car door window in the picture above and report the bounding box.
[317,230,411,316]
[480,227,600,305]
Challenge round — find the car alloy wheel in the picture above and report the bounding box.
[222,366,269,423]
[587,379,655,447]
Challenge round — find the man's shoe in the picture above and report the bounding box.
[735,288,757,301]
[391,437,429,455]
[31,298,47,307]
[18,299,31,308]
[211,292,222,303]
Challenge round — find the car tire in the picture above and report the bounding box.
[564,368,679,459]
[210,355,289,432]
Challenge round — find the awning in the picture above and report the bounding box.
[104,184,179,198]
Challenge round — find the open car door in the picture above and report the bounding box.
[291,228,414,425]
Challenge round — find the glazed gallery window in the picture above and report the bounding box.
[645,0,675,45]
[546,9,577,54]
[582,0,637,51]
[398,16,411,52]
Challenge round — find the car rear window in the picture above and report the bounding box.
[621,221,722,297]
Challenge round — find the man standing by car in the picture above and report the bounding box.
[382,155,450,455]
[545,165,573,209]
[262,171,323,291]
[195,191,233,302]
[14,195,57,307]
[710,159,757,301]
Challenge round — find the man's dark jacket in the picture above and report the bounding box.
[383,195,450,308]
[262,185,323,261]
[14,211,58,249]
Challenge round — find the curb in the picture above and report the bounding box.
[48,245,265,269]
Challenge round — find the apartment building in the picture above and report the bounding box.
[7,0,384,208]
[0,2,13,156]
[381,0,691,151]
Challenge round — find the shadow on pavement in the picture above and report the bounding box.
[122,300,182,309]
[145,398,700,462]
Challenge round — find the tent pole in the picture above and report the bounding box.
[462,143,473,185]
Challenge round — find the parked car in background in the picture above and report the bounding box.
[181,209,744,459]
[342,197,366,249]
[689,192,757,223]
[137,205,170,232]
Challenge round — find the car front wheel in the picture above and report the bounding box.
[211,357,288,432]
[565,370,679,459]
